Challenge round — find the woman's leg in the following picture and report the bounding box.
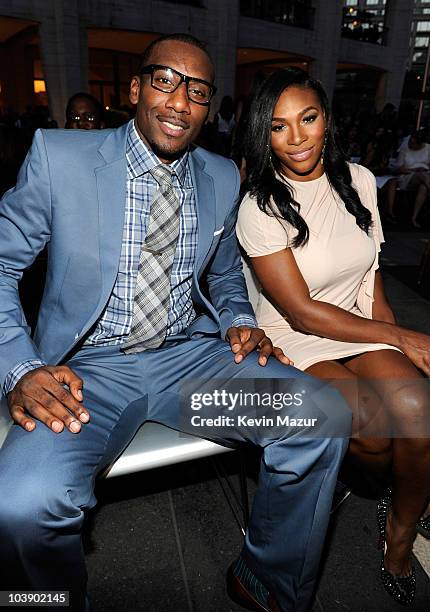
[410,172,430,227]
[411,183,429,227]
[385,178,399,218]
[306,359,392,484]
[345,349,430,577]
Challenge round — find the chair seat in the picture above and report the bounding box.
[104,422,232,478]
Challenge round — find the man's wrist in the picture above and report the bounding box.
[3,360,46,395]
[231,314,258,329]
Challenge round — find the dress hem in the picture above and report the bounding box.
[296,343,402,371]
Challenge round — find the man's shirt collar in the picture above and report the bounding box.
[126,119,189,186]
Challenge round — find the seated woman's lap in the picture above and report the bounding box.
[306,358,391,453]
[344,349,430,439]
[308,349,430,441]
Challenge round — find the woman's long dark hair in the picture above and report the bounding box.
[241,68,372,247]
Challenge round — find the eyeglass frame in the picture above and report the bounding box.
[139,64,217,106]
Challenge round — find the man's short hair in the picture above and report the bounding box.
[139,33,213,74]
[65,93,103,120]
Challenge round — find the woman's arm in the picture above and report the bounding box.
[250,248,430,374]
[372,271,396,324]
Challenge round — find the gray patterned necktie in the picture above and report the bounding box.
[122,165,180,353]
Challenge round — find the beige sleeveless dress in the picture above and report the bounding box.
[236,164,398,370]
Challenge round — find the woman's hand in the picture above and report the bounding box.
[397,329,430,376]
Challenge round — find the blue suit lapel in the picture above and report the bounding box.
[93,125,128,320]
[189,149,216,273]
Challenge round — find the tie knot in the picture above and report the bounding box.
[150,164,174,186]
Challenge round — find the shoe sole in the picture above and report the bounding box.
[226,566,270,612]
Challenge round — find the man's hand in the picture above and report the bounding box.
[226,326,293,367]
[7,365,90,433]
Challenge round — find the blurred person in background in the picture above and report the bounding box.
[65,92,104,130]
[385,129,430,227]
[361,128,394,176]
[212,94,236,157]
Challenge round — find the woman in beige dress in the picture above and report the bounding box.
[236,68,430,606]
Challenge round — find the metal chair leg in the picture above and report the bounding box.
[211,448,250,535]
[238,448,250,529]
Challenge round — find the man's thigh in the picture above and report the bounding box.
[143,338,351,447]
[0,345,149,510]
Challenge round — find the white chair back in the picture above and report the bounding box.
[241,256,261,311]
[0,398,12,448]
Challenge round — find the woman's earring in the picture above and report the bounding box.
[321,130,328,166]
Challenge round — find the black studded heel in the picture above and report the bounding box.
[417,514,430,539]
[382,487,430,540]
[377,489,416,606]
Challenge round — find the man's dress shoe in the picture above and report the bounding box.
[226,561,282,612]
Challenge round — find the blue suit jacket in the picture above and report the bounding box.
[0,124,254,390]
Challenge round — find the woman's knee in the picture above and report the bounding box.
[386,382,430,437]
[355,386,389,438]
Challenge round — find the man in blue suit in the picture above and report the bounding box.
[0,34,350,611]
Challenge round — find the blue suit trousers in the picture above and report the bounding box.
[0,338,350,611]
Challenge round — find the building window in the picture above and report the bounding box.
[88,48,140,110]
[410,2,430,71]
[417,21,430,31]
[165,0,203,5]
[240,0,315,29]
[33,79,46,93]
[342,2,387,45]
[415,36,429,47]
[413,50,427,63]
[346,0,386,5]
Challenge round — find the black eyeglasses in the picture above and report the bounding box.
[140,64,216,106]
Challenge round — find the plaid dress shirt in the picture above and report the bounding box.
[85,121,198,344]
[3,121,256,393]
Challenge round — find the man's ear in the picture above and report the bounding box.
[129,76,141,105]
